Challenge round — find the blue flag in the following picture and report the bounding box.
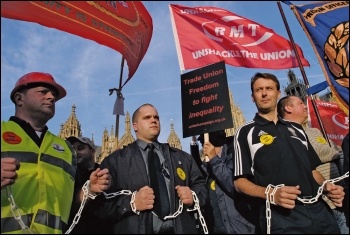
[306,81,329,95]
[289,1,349,113]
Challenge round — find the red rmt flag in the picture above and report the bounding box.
[169,4,310,71]
[307,98,348,146]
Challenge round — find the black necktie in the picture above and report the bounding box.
[147,143,170,219]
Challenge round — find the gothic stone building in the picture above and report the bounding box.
[59,89,246,163]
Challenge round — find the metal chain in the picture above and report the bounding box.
[8,170,348,235]
[65,190,89,234]
[102,189,133,199]
[296,171,349,204]
[65,180,128,234]
[6,180,101,234]
[8,180,209,234]
[130,191,140,215]
[106,188,208,234]
[265,184,284,234]
[5,186,33,234]
[264,171,349,234]
[186,191,208,234]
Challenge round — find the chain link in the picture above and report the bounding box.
[264,172,349,234]
[189,191,208,234]
[106,188,208,234]
[130,191,140,215]
[65,180,101,233]
[6,186,33,234]
[66,184,208,233]
[66,181,133,234]
[296,172,349,204]
[8,180,210,234]
[265,184,284,234]
[103,189,132,199]
[65,191,89,234]
[8,171,348,235]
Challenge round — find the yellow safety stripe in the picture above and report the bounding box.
[1,152,75,179]
[1,209,63,233]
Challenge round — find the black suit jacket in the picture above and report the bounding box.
[94,141,207,234]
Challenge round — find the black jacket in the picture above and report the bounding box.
[66,163,114,234]
[95,142,207,234]
[190,143,256,234]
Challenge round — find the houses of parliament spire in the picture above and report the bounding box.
[58,104,82,139]
[167,120,182,150]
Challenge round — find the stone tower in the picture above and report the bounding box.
[167,120,182,150]
[283,69,308,102]
[59,105,99,161]
[98,126,116,163]
[58,104,82,139]
[97,112,136,163]
[225,89,246,136]
[117,111,136,149]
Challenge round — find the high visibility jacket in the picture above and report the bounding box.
[1,120,76,234]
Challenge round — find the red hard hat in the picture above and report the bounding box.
[10,72,66,103]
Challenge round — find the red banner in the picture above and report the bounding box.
[307,98,349,146]
[169,4,309,71]
[1,1,153,85]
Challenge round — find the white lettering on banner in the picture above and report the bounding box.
[192,49,296,60]
[180,8,226,15]
[203,16,273,46]
[192,49,242,58]
[260,50,294,60]
[318,102,338,108]
[332,113,349,129]
[240,50,258,58]
[214,24,259,38]
[232,26,247,37]
[327,134,345,140]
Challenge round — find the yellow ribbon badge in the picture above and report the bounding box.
[260,134,274,145]
[210,180,216,190]
[316,136,327,144]
[177,168,186,181]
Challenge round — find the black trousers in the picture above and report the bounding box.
[259,200,340,234]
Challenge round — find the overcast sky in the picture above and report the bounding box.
[1,1,327,153]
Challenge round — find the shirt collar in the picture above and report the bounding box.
[10,116,49,133]
[136,139,161,151]
[253,113,288,126]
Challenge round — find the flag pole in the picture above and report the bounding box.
[277,1,330,145]
[115,56,125,148]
